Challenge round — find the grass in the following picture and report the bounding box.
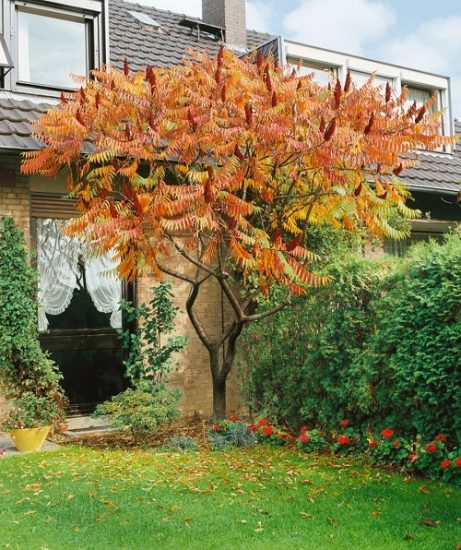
[0,445,460,549]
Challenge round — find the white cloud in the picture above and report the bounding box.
[282,0,395,54]
[247,1,276,32]
[385,16,461,118]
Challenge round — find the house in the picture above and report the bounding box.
[0,0,459,419]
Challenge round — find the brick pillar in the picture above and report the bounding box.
[202,0,247,51]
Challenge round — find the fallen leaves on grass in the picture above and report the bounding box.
[421,518,440,527]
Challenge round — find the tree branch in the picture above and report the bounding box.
[244,299,290,323]
[186,281,211,349]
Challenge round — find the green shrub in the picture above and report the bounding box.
[207,419,257,450]
[242,252,386,431]
[118,281,187,386]
[93,385,181,440]
[0,217,66,430]
[297,428,329,453]
[169,434,197,451]
[362,232,461,445]
[93,281,186,439]
[243,229,461,446]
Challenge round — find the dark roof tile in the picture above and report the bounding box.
[108,0,272,71]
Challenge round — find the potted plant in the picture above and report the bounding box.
[0,392,66,452]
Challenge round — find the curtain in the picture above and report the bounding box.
[37,219,122,332]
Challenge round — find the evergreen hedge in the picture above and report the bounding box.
[243,230,461,446]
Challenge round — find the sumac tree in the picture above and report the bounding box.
[22,49,453,419]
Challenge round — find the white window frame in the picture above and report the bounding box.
[282,38,454,151]
[4,0,105,96]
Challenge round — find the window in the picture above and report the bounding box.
[288,58,335,86]
[404,85,437,113]
[4,0,105,93]
[384,220,454,257]
[18,8,88,88]
[349,70,392,88]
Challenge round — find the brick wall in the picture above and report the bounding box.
[137,262,242,419]
[0,155,30,239]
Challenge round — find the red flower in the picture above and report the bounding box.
[455,457,461,468]
[247,424,258,432]
[228,416,238,422]
[368,440,378,449]
[426,442,437,454]
[258,419,268,426]
[212,424,222,432]
[408,453,418,463]
[434,434,446,443]
[440,459,451,470]
[381,428,394,439]
[339,419,349,427]
[299,433,309,443]
[300,426,308,433]
[392,440,400,448]
[337,435,350,446]
[263,426,274,436]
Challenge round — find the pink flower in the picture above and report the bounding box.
[0,448,5,456]
[381,428,394,439]
[440,459,451,470]
[339,419,349,427]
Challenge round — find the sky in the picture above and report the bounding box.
[125,0,461,119]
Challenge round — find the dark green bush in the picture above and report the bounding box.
[242,253,387,431]
[0,217,66,430]
[362,232,461,444]
[243,229,461,445]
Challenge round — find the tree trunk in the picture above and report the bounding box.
[209,347,226,421]
[212,375,227,422]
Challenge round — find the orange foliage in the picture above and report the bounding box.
[22,49,454,292]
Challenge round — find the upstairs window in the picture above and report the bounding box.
[18,7,89,88]
[288,58,335,86]
[4,0,105,94]
[404,85,437,113]
[349,70,392,88]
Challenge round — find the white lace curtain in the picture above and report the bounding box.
[37,219,122,332]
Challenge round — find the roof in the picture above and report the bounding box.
[402,120,461,194]
[0,0,272,151]
[0,0,459,197]
[0,97,51,151]
[109,0,273,71]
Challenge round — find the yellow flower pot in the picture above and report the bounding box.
[9,426,51,452]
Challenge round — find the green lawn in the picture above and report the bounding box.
[0,445,459,549]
